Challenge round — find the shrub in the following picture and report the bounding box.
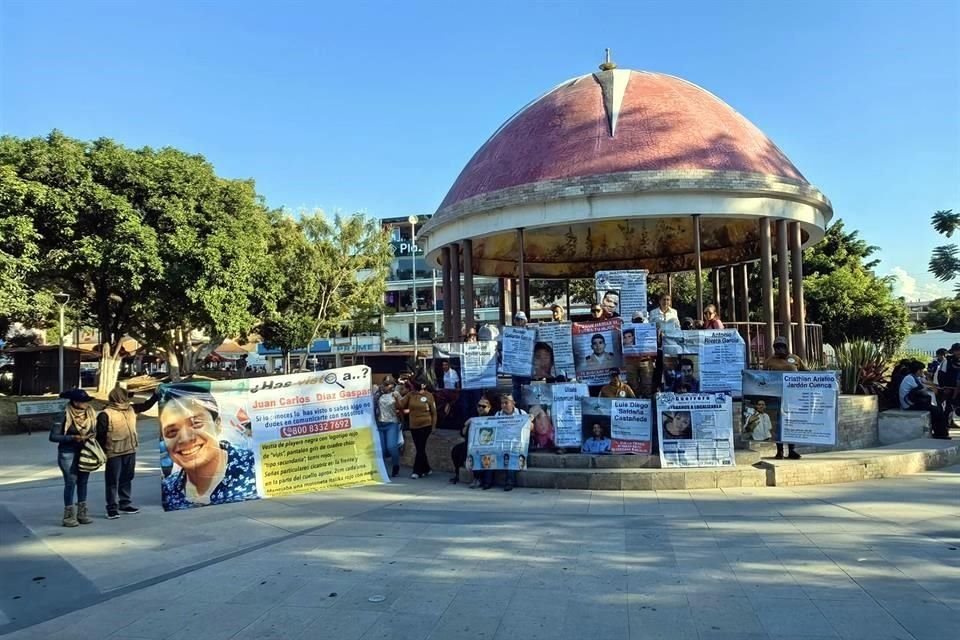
[834,340,888,395]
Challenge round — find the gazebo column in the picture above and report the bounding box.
[712,268,721,311]
[462,239,475,337]
[739,263,750,323]
[790,222,808,360]
[450,242,462,340]
[498,278,510,326]
[759,219,776,358]
[693,215,704,318]
[441,246,453,339]
[667,273,673,298]
[776,220,793,351]
[727,266,737,322]
[565,280,572,320]
[517,228,528,320]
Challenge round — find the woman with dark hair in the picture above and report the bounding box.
[159,385,258,510]
[50,389,96,527]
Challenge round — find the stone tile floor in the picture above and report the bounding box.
[1,420,958,639]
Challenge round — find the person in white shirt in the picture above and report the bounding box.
[744,400,773,441]
[900,360,950,439]
[649,294,680,330]
[440,360,460,390]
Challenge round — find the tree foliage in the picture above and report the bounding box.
[920,297,960,333]
[928,209,960,293]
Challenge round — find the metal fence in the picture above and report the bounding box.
[725,322,824,368]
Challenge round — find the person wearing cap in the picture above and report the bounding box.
[96,386,159,519]
[50,389,97,527]
[600,369,636,398]
[763,337,807,459]
[649,294,679,330]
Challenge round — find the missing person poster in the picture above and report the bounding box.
[500,326,536,376]
[579,398,652,454]
[534,322,575,379]
[781,372,839,445]
[466,414,531,471]
[158,366,387,511]
[742,370,782,444]
[572,318,623,385]
[433,341,498,390]
[595,270,649,320]
[657,392,735,468]
[551,382,589,448]
[662,330,746,396]
[621,322,657,357]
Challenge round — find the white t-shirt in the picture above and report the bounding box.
[899,375,931,409]
[443,368,461,389]
[748,413,773,441]
[649,307,680,329]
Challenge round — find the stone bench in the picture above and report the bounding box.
[878,410,930,445]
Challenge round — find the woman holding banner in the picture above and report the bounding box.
[159,385,258,510]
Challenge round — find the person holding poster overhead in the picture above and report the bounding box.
[550,303,565,322]
[649,294,680,330]
[159,386,258,511]
[764,336,806,459]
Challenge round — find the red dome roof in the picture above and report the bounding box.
[439,70,807,211]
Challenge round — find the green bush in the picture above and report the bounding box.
[834,340,888,395]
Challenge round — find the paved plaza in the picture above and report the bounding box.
[1,418,959,640]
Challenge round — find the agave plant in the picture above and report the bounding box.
[833,340,888,395]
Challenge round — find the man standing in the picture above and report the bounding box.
[763,336,806,459]
[649,294,680,330]
[550,303,565,322]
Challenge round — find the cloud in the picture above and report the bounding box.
[889,267,952,300]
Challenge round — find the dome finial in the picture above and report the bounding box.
[599,48,617,71]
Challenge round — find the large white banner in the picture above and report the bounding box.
[466,414,531,471]
[662,330,746,397]
[500,326,536,377]
[572,318,623,385]
[657,393,735,468]
[595,270,649,320]
[432,341,498,390]
[534,322,575,379]
[781,372,839,446]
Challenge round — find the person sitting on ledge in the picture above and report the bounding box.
[900,360,951,440]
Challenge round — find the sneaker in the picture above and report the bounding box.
[119,505,140,514]
[106,510,120,520]
[787,451,802,460]
[410,473,420,479]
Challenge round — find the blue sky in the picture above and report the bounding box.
[2,0,958,300]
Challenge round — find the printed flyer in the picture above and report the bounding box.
[621,322,658,357]
[551,382,590,448]
[580,397,653,454]
[662,330,746,396]
[466,414,531,471]
[781,372,839,446]
[656,392,735,468]
[534,322,575,379]
[158,366,387,511]
[432,341,498,389]
[572,318,623,385]
[500,326,537,377]
[594,270,649,320]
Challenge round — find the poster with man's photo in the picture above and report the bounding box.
[466,414,531,471]
[662,330,746,396]
[572,318,623,385]
[742,371,838,446]
[500,326,536,376]
[534,322,575,379]
[595,270,649,321]
[579,397,652,454]
[433,341,498,390]
[158,366,388,511]
[621,322,657,357]
[741,370,782,444]
[656,392,735,468]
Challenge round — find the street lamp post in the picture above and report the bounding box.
[408,215,419,360]
[54,292,70,392]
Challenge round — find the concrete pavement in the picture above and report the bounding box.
[1,417,959,639]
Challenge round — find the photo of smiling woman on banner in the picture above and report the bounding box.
[159,384,259,511]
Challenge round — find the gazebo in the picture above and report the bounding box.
[420,52,832,360]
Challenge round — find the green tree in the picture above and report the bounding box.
[920,297,960,333]
[928,209,960,294]
[801,221,910,352]
[0,131,277,390]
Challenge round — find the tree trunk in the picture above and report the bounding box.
[97,343,123,394]
[167,349,182,381]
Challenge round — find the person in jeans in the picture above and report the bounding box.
[50,388,97,527]
[96,386,158,519]
[376,377,402,477]
[398,381,437,478]
[900,360,950,439]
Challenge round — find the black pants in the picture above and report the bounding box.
[451,441,467,472]
[410,428,432,476]
[908,403,949,438]
[105,453,136,510]
[775,442,797,456]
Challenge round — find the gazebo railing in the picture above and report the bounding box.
[725,322,824,368]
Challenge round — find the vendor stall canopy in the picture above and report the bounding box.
[420,51,832,278]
